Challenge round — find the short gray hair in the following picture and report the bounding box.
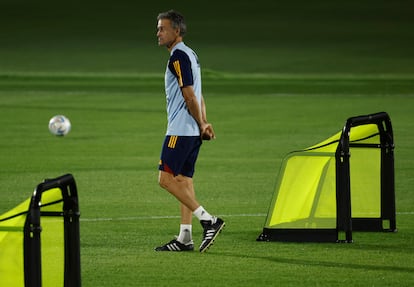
[157,10,187,36]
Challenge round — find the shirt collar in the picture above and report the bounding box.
[170,41,185,55]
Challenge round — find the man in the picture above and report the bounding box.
[155,10,225,252]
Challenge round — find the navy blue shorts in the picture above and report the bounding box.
[158,136,202,178]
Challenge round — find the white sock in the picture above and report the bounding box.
[177,224,192,244]
[193,206,213,222]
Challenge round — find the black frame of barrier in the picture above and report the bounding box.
[336,111,396,242]
[24,173,81,287]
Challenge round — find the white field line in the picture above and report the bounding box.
[80,213,267,222]
[79,212,414,222]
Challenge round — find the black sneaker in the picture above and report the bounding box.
[199,217,225,253]
[155,239,194,252]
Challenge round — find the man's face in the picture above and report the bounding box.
[157,19,179,47]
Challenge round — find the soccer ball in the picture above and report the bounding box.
[48,115,71,136]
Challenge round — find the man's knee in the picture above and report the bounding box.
[158,171,173,190]
[158,172,192,191]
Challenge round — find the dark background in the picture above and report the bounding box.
[1,0,414,73]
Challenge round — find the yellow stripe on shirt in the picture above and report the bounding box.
[173,60,184,87]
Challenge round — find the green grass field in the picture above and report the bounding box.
[1,0,414,286]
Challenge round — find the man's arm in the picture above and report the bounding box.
[181,86,215,140]
[201,94,207,123]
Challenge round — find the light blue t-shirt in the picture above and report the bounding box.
[164,42,202,136]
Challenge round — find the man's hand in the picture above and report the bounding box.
[200,123,215,141]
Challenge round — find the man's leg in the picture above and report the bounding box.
[157,170,225,252]
[155,171,200,251]
[158,171,214,222]
[179,176,195,243]
[158,171,200,212]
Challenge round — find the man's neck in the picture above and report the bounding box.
[167,37,183,52]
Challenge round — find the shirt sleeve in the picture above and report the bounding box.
[168,49,194,88]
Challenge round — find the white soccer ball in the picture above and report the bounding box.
[48,115,71,136]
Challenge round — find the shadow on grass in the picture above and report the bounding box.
[209,229,414,273]
[210,250,414,274]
